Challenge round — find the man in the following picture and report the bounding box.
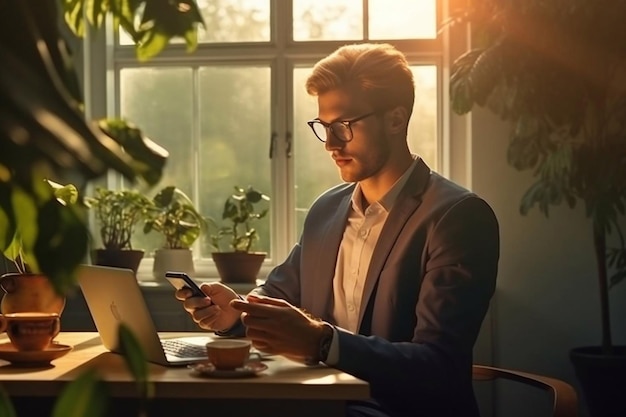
[177,43,499,417]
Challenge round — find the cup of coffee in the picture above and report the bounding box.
[205,339,253,370]
[0,312,61,351]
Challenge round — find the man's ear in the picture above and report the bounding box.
[384,106,409,135]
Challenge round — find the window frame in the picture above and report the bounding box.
[81,0,462,281]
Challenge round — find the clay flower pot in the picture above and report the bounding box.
[0,273,65,315]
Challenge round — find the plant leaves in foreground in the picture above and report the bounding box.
[0,387,17,417]
[118,324,154,401]
[52,369,108,417]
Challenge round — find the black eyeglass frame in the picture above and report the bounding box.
[307,111,377,143]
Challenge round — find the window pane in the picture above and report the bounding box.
[293,0,362,41]
[197,66,272,257]
[409,66,438,168]
[369,0,437,39]
[292,65,438,236]
[119,67,193,254]
[196,0,270,42]
[293,68,334,236]
[119,0,270,45]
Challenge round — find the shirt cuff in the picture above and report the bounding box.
[214,317,246,337]
[214,295,246,337]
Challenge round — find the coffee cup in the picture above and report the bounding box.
[0,312,61,351]
[205,339,254,370]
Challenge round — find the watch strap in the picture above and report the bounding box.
[305,322,334,366]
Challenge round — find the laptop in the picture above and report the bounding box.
[77,264,212,366]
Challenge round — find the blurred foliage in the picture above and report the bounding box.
[448,0,626,351]
[1,1,201,415]
[61,0,204,61]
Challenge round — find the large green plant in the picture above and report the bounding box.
[449,0,626,353]
[144,186,206,249]
[1,1,203,415]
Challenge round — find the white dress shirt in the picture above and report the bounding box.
[325,156,418,364]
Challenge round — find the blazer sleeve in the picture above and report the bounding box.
[251,240,303,306]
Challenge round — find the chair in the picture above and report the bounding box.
[472,364,579,417]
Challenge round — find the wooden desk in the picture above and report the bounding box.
[0,332,369,417]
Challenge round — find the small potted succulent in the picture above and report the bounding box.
[86,187,154,274]
[209,185,270,284]
[143,186,206,280]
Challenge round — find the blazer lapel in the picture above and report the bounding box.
[310,192,352,319]
[357,159,431,328]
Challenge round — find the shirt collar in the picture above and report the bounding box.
[351,155,419,213]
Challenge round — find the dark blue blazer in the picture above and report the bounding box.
[259,158,500,417]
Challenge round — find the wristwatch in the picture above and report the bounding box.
[305,322,334,366]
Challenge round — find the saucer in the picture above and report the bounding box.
[0,342,72,367]
[189,361,268,378]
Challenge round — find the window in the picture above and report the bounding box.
[102,0,444,278]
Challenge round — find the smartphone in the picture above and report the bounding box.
[165,271,206,298]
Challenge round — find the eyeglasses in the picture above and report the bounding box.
[307,111,377,143]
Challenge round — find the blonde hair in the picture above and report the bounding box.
[305,43,414,115]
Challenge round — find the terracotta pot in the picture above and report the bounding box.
[91,249,144,275]
[211,252,266,284]
[0,273,65,315]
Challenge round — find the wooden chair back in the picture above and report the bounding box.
[473,365,579,417]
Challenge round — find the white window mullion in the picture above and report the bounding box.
[273,0,296,261]
[191,66,204,264]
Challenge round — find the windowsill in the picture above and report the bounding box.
[136,261,267,296]
[136,258,273,281]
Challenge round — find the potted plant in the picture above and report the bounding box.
[209,185,270,284]
[1,180,86,316]
[144,185,207,280]
[447,1,626,415]
[86,187,154,274]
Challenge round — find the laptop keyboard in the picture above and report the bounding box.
[161,339,207,358]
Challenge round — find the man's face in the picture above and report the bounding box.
[316,88,392,184]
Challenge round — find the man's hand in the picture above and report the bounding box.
[230,294,326,362]
[175,282,241,332]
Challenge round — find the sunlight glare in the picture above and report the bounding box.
[369,0,437,39]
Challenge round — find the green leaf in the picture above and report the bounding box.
[118,324,154,400]
[35,198,89,294]
[0,387,17,417]
[46,180,79,205]
[469,43,502,106]
[61,0,86,37]
[84,0,104,27]
[183,26,198,53]
[0,183,16,252]
[97,118,168,186]
[507,129,541,171]
[110,0,140,42]
[137,29,171,62]
[153,185,176,208]
[609,270,626,289]
[52,369,109,417]
[10,187,39,272]
[520,180,552,217]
